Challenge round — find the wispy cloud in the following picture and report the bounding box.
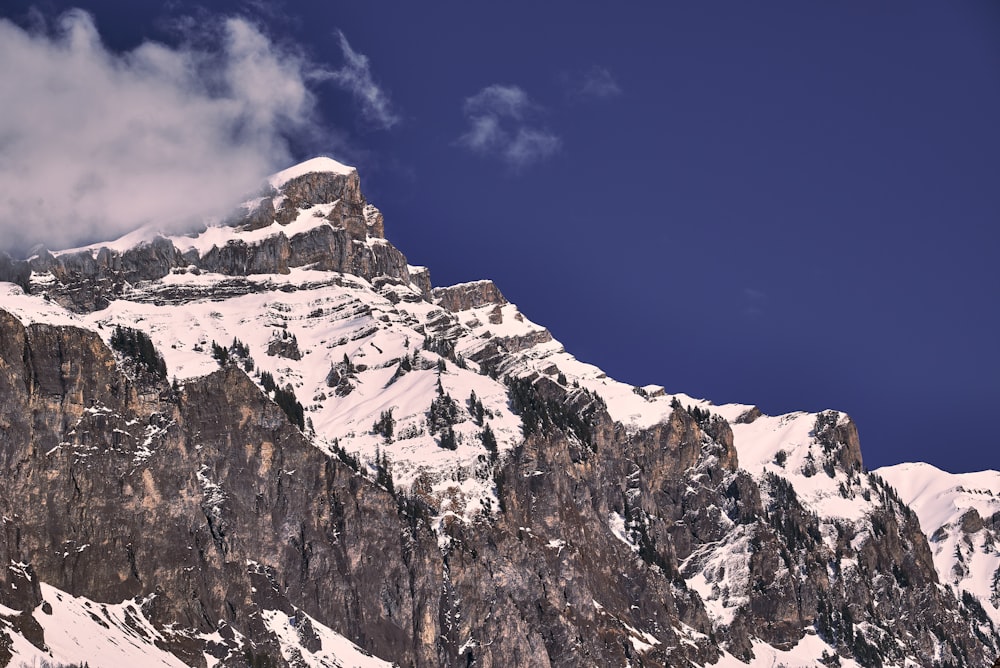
[457,84,560,169]
[579,66,622,98]
[464,84,531,119]
[325,30,399,130]
[561,66,623,101]
[506,129,561,167]
[0,10,329,251]
[460,115,505,152]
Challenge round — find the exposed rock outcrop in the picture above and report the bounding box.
[433,280,507,312]
[267,331,302,360]
[408,266,433,299]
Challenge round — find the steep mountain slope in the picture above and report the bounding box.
[878,464,1000,629]
[0,157,997,667]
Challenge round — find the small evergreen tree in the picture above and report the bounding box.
[211,341,229,366]
[374,448,395,493]
[468,391,486,426]
[438,424,457,451]
[257,372,304,430]
[231,337,250,358]
[260,371,277,394]
[480,423,498,458]
[372,409,395,440]
[428,382,460,441]
[330,438,361,472]
[273,384,305,430]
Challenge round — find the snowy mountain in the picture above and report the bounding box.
[0,157,997,667]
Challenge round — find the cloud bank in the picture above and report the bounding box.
[457,84,560,169]
[0,10,326,252]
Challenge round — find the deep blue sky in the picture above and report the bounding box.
[4,1,998,473]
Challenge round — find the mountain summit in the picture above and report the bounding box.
[0,158,997,667]
[19,157,414,312]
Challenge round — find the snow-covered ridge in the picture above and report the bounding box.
[48,223,171,258]
[50,198,345,259]
[877,462,1000,626]
[877,462,1000,532]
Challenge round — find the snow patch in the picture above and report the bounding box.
[261,608,392,667]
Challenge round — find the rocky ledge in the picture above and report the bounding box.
[432,280,507,312]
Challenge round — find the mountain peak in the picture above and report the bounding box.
[24,157,417,312]
[268,156,356,189]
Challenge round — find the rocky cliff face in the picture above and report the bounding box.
[0,311,441,666]
[0,158,997,667]
[0,310,718,667]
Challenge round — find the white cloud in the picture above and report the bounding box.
[463,84,531,120]
[0,10,329,252]
[579,66,622,98]
[505,129,561,166]
[325,30,399,130]
[460,116,505,152]
[457,84,560,169]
